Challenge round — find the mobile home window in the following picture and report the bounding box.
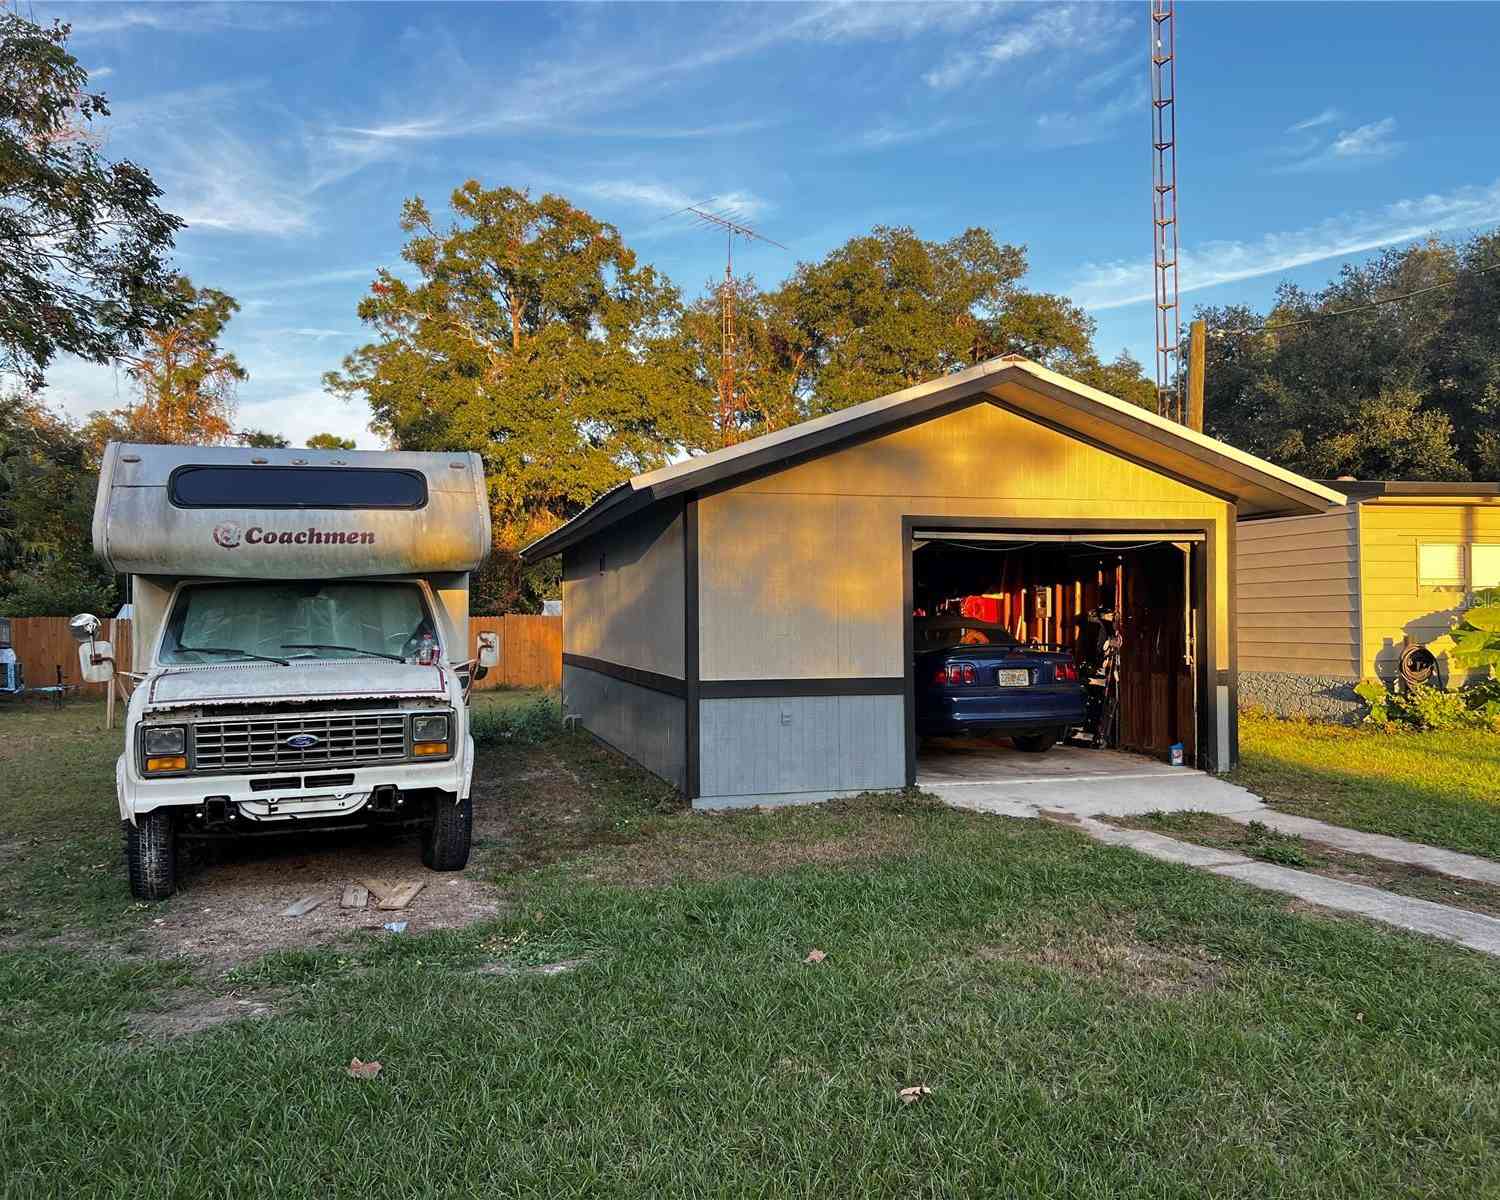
[1474,544,1500,590]
[169,466,427,510]
[1417,542,1463,587]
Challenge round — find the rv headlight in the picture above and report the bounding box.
[412,713,450,745]
[143,725,187,756]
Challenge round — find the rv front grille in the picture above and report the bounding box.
[192,712,407,772]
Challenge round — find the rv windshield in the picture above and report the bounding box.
[159,581,437,666]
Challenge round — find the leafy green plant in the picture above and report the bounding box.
[1450,587,1500,673]
[1354,678,1499,732]
[470,694,564,745]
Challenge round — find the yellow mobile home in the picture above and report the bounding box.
[1238,481,1500,720]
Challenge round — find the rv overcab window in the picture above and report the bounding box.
[169,466,428,510]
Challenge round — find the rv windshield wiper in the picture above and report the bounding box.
[281,643,404,662]
[178,645,290,666]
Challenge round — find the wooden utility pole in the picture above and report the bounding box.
[1186,318,1206,432]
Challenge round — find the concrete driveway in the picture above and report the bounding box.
[920,734,1500,957]
[917,735,1263,819]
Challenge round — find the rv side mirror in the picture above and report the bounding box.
[69,613,101,643]
[78,639,114,684]
[476,631,499,669]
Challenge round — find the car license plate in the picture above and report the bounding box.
[996,668,1029,687]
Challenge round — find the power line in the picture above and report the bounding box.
[1212,260,1500,337]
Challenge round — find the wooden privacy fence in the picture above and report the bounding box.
[7,616,134,698]
[469,615,562,690]
[4,615,559,698]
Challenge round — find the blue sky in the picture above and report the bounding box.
[37,0,1500,447]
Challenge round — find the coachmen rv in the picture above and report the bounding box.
[76,442,496,899]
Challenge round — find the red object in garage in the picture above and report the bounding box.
[961,594,1000,623]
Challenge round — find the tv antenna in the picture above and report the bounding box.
[1149,0,1182,421]
[680,202,787,445]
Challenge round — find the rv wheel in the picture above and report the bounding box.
[125,809,177,900]
[422,796,472,871]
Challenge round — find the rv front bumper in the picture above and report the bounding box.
[115,736,475,824]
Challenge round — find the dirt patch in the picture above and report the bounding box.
[143,798,513,970]
[127,988,282,1039]
[980,917,1225,999]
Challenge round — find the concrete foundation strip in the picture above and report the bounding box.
[1075,816,1500,958]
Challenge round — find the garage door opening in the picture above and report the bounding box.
[908,529,1203,782]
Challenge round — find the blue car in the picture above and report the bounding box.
[914,616,1086,752]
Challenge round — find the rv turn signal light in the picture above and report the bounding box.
[412,741,449,757]
[145,755,188,773]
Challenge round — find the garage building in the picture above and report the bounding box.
[522,356,1343,807]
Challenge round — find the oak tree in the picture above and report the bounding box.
[0,14,183,386]
[325,183,693,611]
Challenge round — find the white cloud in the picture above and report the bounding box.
[1287,107,1341,133]
[797,1,1003,43]
[340,2,1001,146]
[852,117,965,151]
[1075,56,1134,97]
[59,3,313,39]
[924,4,1131,90]
[1067,178,1500,310]
[238,267,383,295]
[155,131,315,237]
[1034,85,1144,149]
[238,387,373,450]
[1331,117,1400,159]
[86,65,114,80]
[579,182,769,220]
[1278,116,1404,173]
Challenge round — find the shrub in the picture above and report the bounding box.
[1354,678,1500,732]
[471,694,564,745]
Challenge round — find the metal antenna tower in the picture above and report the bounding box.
[1150,0,1182,421]
[683,204,787,445]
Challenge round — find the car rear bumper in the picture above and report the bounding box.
[917,692,1085,737]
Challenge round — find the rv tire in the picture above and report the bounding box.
[126,810,177,900]
[423,796,472,871]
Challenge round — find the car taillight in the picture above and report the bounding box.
[1055,661,1078,683]
[935,663,977,686]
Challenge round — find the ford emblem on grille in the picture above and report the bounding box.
[285,733,321,749]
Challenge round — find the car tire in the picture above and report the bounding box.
[125,810,177,901]
[422,796,472,871]
[1012,732,1057,754]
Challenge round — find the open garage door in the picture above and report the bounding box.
[909,528,1203,770]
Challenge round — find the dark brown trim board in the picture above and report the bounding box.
[901,515,1224,786]
[562,653,686,699]
[698,677,905,700]
[684,496,700,800]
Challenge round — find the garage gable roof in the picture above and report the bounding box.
[522,355,1346,561]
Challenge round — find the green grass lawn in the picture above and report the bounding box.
[1236,712,1500,860]
[4,700,1500,1197]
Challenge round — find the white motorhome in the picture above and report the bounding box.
[76,442,497,899]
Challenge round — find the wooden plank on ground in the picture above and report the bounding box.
[375,881,426,911]
[283,895,326,917]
